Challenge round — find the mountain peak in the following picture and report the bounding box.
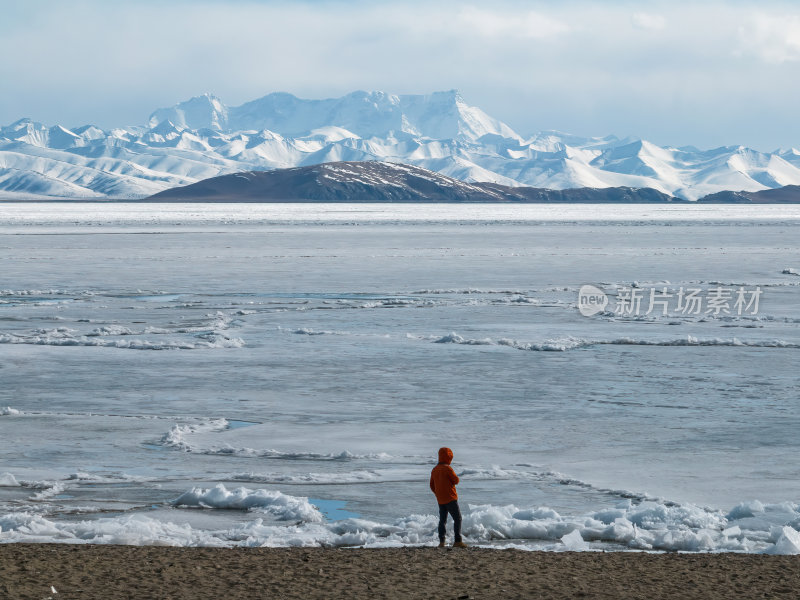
[149,120,184,136]
[146,90,518,142]
[148,93,228,131]
[5,118,43,131]
[430,89,463,101]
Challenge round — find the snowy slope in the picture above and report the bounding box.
[2,90,799,200]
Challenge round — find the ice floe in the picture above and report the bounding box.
[172,484,323,523]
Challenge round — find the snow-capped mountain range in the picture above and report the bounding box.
[2,90,799,200]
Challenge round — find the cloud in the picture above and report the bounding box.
[456,7,571,39]
[738,14,800,63]
[632,12,667,31]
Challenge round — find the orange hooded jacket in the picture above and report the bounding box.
[430,447,459,504]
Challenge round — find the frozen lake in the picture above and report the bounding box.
[1,203,799,552]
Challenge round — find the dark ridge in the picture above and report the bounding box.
[144,161,683,203]
[697,185,800,203]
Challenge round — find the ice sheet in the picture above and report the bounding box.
[1,203,798,551]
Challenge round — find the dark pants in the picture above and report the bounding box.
[438,500,462,543]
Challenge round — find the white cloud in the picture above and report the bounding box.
[739,14,800,63]
[456,7,571,39]
[632,12,667,31]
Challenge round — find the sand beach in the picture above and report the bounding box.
[2,545,800,599]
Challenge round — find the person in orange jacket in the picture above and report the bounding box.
[430,447,467,547]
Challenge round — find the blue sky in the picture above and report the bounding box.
[2,0,799,150]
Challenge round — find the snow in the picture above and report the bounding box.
[3,90,800,200]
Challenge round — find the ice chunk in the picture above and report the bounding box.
[0,473,20,486]
[651,528,718,552]
[727,500,766,520]
[591,508,627,524]
[767,526,800,555]
[30,482,67,501]
[561,529,588,550]
[87,325,135,336]
[626,502,725,530]
[172,484,323,523]
[589,518,638,545]
[722,525,742,538]
[512,507,561,521]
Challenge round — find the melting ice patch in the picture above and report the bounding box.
[29,481,67,502]
[0,330,244,350]
[159,420,391,461]
[410,288,528,295]
[159,419,230,451]
[0,289,84,296]
[87,325,136,336]
[425,333,800,352]
[289,328,350,336]
[230,471,384,485]
[165,444,388,462]
[230,466,632,488]
[0,311,245,350]
[65,471,157,484]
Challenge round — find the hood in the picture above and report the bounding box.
[438,447,453,465]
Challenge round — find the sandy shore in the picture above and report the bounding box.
[1,544,799,599]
